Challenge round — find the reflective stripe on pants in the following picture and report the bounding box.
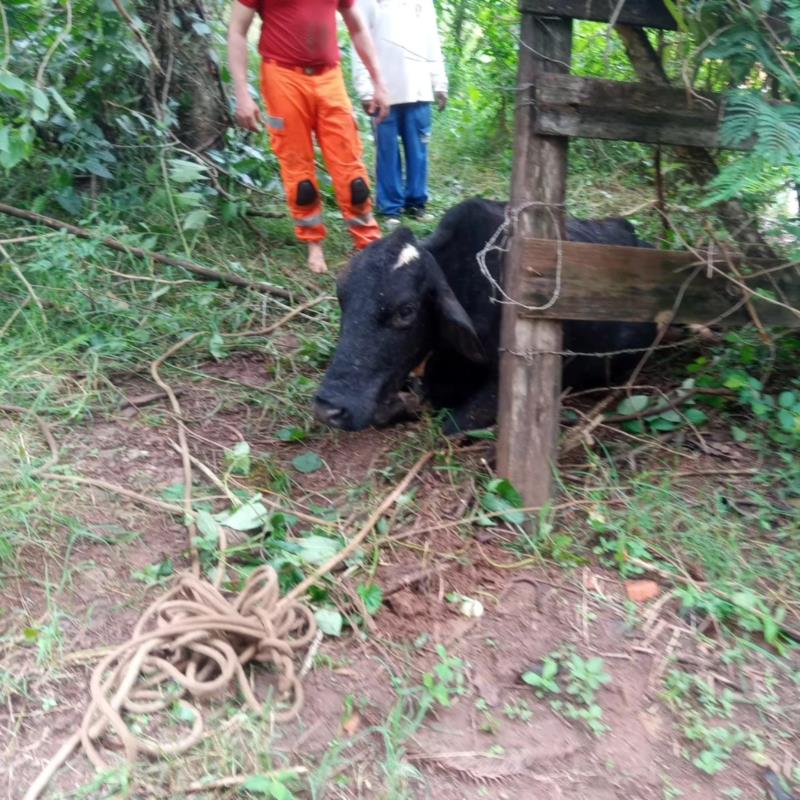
[260,61,382,249]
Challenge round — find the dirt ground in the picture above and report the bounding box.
[1,355,798,799]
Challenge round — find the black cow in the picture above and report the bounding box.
[313,198,655,432]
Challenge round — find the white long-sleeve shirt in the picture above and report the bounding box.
[352,0,448,105]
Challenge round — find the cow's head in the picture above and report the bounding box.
[313,227,485,430]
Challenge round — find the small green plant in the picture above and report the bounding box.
[590,511,653,577]
[475,697,500,734]
[522,656,561,697]
[241,772,298,798]
[683,717,753,776]
[421,645,466,709]
[615,387,708,435]
[478,478,526,526]
[502,698,533,722]
[224,441,251,476]
[523,650,611,736]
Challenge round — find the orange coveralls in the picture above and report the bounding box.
[261,61,381,250]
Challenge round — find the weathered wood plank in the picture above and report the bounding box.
[518,238,800,327]
[520,0,677,29]
[497,14,571,508]
[533,73,749,150]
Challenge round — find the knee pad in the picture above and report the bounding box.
[350,177,370,206]
[296,180,318,207]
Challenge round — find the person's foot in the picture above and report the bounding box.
[307,242,328,274]
[405,207,434,222]
[384,217,402,229]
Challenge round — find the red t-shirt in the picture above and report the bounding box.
[237,0,355,68]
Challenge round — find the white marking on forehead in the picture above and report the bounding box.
[393,243,420,270]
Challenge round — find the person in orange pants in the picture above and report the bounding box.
[228,0,389,273]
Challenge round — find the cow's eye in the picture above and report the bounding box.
[392,303,416,327]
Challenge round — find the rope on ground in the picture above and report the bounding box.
[23,567,317,800]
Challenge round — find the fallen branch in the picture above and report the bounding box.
[120,389,179,409]
[0,202,292,299]
[225,294,333,339]
[284,452,433,602]
[0,404,59,472]
[39,472,185,516]
[150,335,200,576]
[245,208,285,219]
[111,0,163,75]
[1,242,46,316]
[183,768,309,795]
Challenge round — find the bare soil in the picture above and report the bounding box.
[1,355,797,800]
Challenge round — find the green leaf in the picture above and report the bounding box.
[182,208,210,231]
[176,190,204,208]
[208,332,225,360]
[683,408,708,426]
[542,658,558,680]
[277,427,307,442]
[161,483,186,501]
[465,428,496,440]
[731,425,748,442]
[48,86,75,121]
[30,87,50,122]
[224,441,251,476]
[0,71,27,97]
[218,498,269,531]
[778,391,796,409]
[298,534,339,566]
[486,478,523,507]
[195,510,220,541]
[357,583,383,615]
[269,782,294,800]
[315,608,343,636]
[480,491,525,525]
[292,452,323,474]
[660,0,688,31]
[648,418,679,432]
[168,158,208,183]
[0,124,33,169]
[616,395,649,415]
[777,408,797,433]
[84,156,113,179]
[723,371,749,390]
[241,776,295,798]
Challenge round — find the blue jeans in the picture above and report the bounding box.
[374,102,432,216]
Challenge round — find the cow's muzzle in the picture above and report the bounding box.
[312,395,355,430]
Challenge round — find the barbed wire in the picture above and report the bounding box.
[475,199,567,311]
[473,199,800,363]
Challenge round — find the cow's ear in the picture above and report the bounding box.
[436,284,487,364]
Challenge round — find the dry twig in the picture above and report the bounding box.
[0,202,292,298]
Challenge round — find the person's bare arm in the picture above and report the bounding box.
[227,1,262,131]
[340,5,389,122]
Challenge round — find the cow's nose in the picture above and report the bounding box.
[313,396,351,429]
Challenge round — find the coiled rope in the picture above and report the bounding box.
[24,566,316,799]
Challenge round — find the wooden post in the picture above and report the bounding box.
[496,12,572,508]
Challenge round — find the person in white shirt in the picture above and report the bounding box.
[352,0,448,224]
